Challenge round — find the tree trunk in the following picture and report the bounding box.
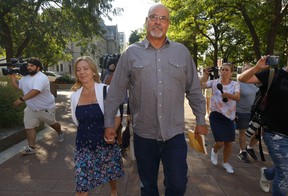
[240,5,261,59]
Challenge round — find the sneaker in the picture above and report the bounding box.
[237,151,250,163]
[58,133,64,143]
[222,162,234,174]
[210,148,218,165]
[260,167,270,192]
[20,146,36,155]
[246,146,258,160]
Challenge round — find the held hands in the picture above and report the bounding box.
[194,125,208,138]
[104,127,117,144]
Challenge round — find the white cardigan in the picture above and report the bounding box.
[70,82,119,126]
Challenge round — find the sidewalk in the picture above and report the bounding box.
[0,90,273,195]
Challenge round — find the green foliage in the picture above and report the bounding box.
[0,76,25,129]
[0,0,119,65]
[129,29,145,45]
[162,0,288,66]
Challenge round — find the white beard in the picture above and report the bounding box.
[150,31,163,38]
[150,26,163,38]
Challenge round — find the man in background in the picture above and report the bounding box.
[10,57,64,155]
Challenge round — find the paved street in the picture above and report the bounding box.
[0,90,273,195]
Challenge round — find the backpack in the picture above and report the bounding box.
[250,68,275,120]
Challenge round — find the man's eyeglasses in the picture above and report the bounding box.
[148,14,169,23]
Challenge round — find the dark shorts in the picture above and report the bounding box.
[236,112,251,130]
[209,111,235,142]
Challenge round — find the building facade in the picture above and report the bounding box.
[48,19,124,77]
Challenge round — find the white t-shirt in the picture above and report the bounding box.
[206,79,240,120]
[19,71,55,111]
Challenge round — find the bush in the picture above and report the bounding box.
[54,75,75,84]
[0,76,25,129]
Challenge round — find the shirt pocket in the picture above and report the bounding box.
[131,59,152,69]
[131,60,153,80]
[168,59,187,80]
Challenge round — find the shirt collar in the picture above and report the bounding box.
[142,37,170,49]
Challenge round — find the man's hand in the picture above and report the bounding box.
[104,127,117,144]
[194,125,208,138]
[256,56,269,70]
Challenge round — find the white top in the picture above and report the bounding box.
[19,71,55,111]
[70,82,120,126]
[206,79,240,120]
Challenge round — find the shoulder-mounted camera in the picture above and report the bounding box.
[0,58,29,76]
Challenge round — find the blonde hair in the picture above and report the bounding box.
[70,56,101,91]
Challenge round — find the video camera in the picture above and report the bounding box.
[205,66,219,79]
[0,58,29,76]
[99,54,121,71]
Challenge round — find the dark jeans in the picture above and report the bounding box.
[134,133,188,196]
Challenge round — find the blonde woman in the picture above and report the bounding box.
[70,56,124,196]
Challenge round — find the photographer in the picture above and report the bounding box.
[9,57,64,155]
[238,56,288,195]
[203,67,217,118]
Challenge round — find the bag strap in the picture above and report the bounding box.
[258,127,266,162]
[258,68,275,162]
[259,68,275,109]
[266,68,275,95]
[103,85,107,100]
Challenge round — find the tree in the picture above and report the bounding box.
[162,0,288,66]
[0,0,121,66]
[129,29,145,45]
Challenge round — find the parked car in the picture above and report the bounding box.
[43,71,62,82]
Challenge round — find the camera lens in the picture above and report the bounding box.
[246,120,261,137]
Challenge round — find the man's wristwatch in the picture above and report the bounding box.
[19,97,25,102]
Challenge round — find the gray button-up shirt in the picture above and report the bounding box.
[104,38,206,141]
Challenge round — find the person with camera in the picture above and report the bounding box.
[203,67,215,118]
[103,4,208,195]
[238,56,288,195]
[201,63,240,174]
[236,63,259,163]
[9,57,64,155]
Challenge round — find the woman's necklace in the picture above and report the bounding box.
[81,88,97,104]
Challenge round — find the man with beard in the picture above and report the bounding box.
[104,4,207,195]
[10,57,64,155]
